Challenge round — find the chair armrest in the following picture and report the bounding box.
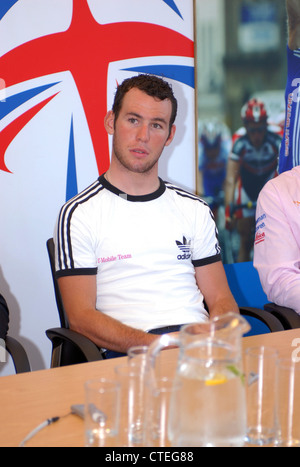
[5,336,31,374]
[264,303,300,329]
[46,327,104,363]
[239,306,284,332]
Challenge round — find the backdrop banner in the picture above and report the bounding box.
[0,0,195,373]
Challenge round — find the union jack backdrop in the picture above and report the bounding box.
[0,0,195,373]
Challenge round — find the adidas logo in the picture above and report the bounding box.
[176,236,192,260]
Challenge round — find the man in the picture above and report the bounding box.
[0,294,9,340]
[54,74,238,358]
[253,0,300,314]
[225,98,281,262]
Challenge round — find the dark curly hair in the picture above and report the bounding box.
[112,74,177,135]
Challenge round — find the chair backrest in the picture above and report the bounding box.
[46,238,69,329]
[47,238,95,365]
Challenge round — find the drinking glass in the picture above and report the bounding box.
[115,363,146,446]
[244,346,278,446]
[276,358,300,447]
[84,378,120,447]
[145,376,181,447]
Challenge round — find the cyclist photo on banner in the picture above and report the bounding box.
[198,120,232,263]
[198,120,231,220]
[224,98,282,262]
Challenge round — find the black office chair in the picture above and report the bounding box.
[45,238,104,368]
[264,302,300,329]
[4,336,31,374]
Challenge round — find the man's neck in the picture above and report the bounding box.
[104,168,160,196]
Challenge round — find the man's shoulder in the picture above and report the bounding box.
[59,178,104,211]
[260,166,300,198]
[277,166,300,185]
[164,181,210,211]
[266,130,282,145]
[164,181,203,201]
[231,134,249,155]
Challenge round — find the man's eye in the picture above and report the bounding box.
[128,118,138,124]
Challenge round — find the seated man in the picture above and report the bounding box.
[0,294,9,340]
[254,0,300,314]
[54,74,238,358]
[254,166,300,314]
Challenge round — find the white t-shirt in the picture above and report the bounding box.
[54,175,221,331]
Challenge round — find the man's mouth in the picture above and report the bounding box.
[131,148,148,156]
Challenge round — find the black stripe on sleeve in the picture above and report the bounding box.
[55,267,98,279]
[192,254,222,267]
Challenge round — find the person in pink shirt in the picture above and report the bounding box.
[254,166,300,314]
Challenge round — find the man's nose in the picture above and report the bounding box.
[137,123,150,142]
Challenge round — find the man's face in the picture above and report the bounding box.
[246,121,267,149]
[105,88,176,175]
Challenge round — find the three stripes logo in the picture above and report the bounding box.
[176,236,192,260]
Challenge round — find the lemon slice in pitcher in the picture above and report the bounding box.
[205,373,228,386]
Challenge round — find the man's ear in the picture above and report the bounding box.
[165,124,176,147]
[104,110,115,135]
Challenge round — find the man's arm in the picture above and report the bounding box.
[57,275,159,353]
[195,261,239,319]
[287,0,300,49]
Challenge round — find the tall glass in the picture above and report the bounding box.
[276,358,300,447]
[244,346,278,446]
[84,378,120,447]
[115,363,147,446]
[145,376,181,447]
